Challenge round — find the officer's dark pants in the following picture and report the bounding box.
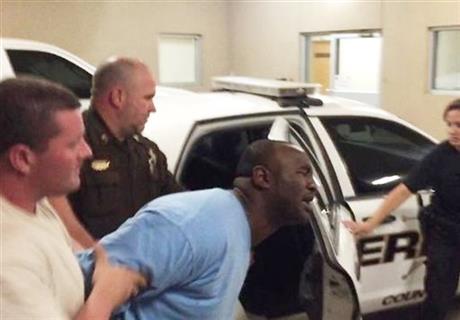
[421,224,460,320]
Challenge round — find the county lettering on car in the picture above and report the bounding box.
[358,231,423,266]
[382,290,426,306]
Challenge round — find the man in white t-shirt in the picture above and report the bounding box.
[0,77,145,319]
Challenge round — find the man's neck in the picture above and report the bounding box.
[0,178,38,214]
[91,106,126,142]
[233,187,277,247]
[446,140,460,153]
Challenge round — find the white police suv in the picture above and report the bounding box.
[1,38,449,320]
[146,76,439,320]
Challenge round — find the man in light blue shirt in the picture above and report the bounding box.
[79,140,317,319]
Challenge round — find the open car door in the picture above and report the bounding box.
[269,116,362,320]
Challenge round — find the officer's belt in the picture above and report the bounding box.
[422,207,460,233]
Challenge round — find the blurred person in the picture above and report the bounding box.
[344,99,460,320]
[51,57,182,244]
[0,77,145,319]
[78,139,317,319]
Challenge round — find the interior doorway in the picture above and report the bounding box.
[311,40,331,94]
[301,31,382,107]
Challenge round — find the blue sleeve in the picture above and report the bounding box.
[76,249,95,299]
[98,211,195,294]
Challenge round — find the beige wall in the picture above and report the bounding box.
[2,2,459,137]
[228,1,459,139]
[381,1,460,139]
[2,1,230,90]
[228,2,381,80]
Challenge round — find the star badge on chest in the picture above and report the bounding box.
[148,149,157,176]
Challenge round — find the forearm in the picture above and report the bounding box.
[74,290,115,320]
[49,196,95,248]
[75,245,147,320]
[366,183,412,229]
[69,225,95,249]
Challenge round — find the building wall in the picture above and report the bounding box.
[228,1,459,139]
[2,1,459,137]
[381,1,459,139]
[228,2,381,81]
[1,1,230,90]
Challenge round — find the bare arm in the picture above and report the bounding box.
[48,196,95,248]
[343,183,413,236]
[74,245,147,320]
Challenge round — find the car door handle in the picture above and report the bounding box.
[362,215,396,224]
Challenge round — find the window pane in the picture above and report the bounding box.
[158,35,200,85]
[321,117,435,196]
[433,29,460,91]
[6,50,92,99]
[303,31,382,106]
[180,124,270,190]
[335,37,381,92]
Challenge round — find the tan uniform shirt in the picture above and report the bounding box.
[0,196,84,320]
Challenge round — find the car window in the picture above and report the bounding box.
[6,49,92,99]
[179,124,271,190]
[321,117,435,196]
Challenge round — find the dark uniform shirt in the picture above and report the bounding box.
[404,141,460,223]
[68,108,183,238]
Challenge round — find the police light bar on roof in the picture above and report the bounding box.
[212,76,321,98]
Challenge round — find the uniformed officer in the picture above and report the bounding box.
[51,57,182,242]
[344,98,460,320]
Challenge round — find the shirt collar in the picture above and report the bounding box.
[87,107,133,148]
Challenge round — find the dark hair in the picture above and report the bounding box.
[0,77,80,154]
[91,57,144,98]
[235,139,290,177]
[444,98,460,119]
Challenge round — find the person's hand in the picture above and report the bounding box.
[343,220,374,236]
[92,245,147,310]
[75,245,148,320]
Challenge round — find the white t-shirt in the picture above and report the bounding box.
[0,196,84,320]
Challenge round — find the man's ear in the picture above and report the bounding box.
[7,144,36,175]
[251,165,272,189]
[109,87,125,110]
